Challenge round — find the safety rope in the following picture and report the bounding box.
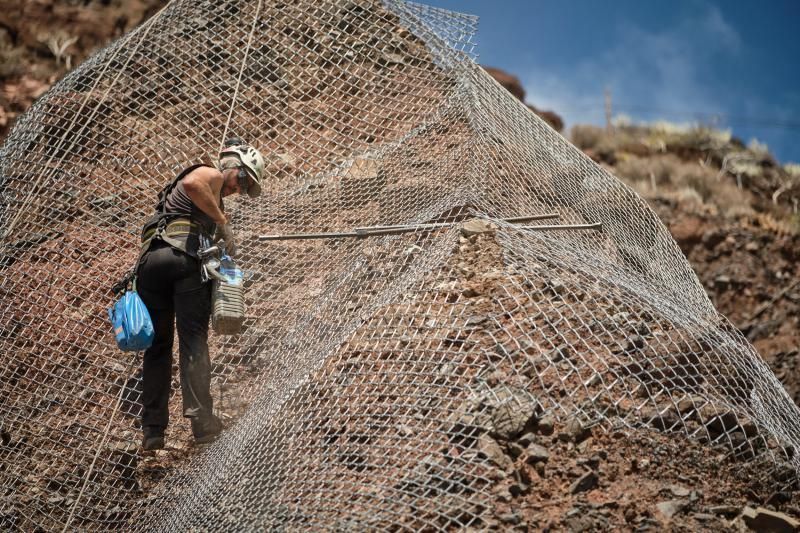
[62,358,138,532]
[63,2,257,528]
[59,8,169,531]
[213,0,263,425]
[218,0,263,153]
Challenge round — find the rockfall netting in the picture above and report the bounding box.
[1,0,800,530]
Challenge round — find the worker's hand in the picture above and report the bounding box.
[218,223,237,257]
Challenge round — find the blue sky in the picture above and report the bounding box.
[424,0,800,164]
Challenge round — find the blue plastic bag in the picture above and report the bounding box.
[108,290,154,351]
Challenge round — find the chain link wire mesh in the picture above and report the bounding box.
[1,0,799,530]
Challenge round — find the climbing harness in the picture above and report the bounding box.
[140,217,201,256]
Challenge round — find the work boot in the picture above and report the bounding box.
[141,426,165,451]
[191,414,222,444]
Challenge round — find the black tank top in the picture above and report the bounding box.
[161,165,223,257]
[163,180,218,237]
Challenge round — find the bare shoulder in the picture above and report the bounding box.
[184,165,222,187]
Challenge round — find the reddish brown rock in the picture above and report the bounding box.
[482,65,526,101]
[528,104,564,132]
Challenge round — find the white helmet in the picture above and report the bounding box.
[219,142,265,198]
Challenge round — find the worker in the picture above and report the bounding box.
[136,140,265,450]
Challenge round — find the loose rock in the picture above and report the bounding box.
[476,434,512,470]
[524,443,550,464]
[668,485,691,497]
[740,506,800,533]
[537,415,555,436]
[656,500,689,519]
[461,219,494,236]
[570,470,599,494]
[498,512,521,525]
[560,418,591,444]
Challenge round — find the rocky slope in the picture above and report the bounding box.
[1,2,799,531]
[574,123,800,407]
[0,0,164,137]
[490,69,800,408]
[133,224,800,531]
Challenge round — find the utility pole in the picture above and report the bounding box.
[604,86,612,132]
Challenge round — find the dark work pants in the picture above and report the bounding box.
[137,241,213,431]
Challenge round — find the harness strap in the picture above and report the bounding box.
[115,166,214,294]
[140,218,199,254]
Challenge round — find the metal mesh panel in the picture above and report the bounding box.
[0,0,798,530]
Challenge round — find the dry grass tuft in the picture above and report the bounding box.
[570,124,605,150]
[615,154,682,187]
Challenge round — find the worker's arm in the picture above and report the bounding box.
[182,167,227,225]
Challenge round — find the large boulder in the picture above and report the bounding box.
[481,66,563,132]
[482,66,526,101]
[528,103,564,132]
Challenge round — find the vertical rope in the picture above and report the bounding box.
[63,357,138,532]
[56,8,171,532]
[65,4,263,528]
[219,0,263,153]
[213,0,263,428]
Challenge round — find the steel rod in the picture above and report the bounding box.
[258,219,601,241]
[518,222,603,231]
[258,231,363,241]
[353,213,560,232]
[501,213,560,223]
